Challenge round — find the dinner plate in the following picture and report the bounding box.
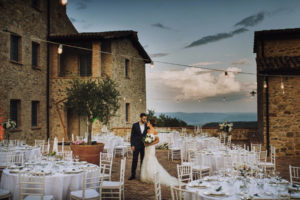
[64,169,83,174]
[32,170,52,175]
[189,183,210,188]
[203,191,228,197]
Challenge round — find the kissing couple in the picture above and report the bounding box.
[128,113,178,186]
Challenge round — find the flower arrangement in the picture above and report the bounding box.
[142,134,156,145]
[74,140,85,145]
[234,164,258,177]
[1,119,17,143]
[2,119,16,130]
[219,121,233,134]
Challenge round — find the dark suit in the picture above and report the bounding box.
[130,122,147,177]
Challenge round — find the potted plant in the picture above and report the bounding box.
[66,78,120,165]
[2,119,17,146]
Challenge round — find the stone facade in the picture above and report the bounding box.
[49,35,149,141]
[254,28,300,156]
[0,0,77,144]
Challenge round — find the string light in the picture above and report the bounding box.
[150,62,154,69]
[57,44,63,54]
[224,71,228,76]
[250,90,256,98]
[60,0,68,6]
[264,80,268,89]
[281,77,285,94]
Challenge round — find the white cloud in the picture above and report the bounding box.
[231,58,251,66]
[148,67,244,101]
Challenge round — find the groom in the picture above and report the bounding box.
[128,113,148,180]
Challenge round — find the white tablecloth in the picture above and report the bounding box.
[0,161,98,200]
[186,176,291,200]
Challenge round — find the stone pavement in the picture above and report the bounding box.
[112,150,300,200]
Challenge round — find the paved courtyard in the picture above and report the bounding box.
[111,150,300,200]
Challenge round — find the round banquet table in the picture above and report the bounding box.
[186,176,292,200]
[0,160,99,200]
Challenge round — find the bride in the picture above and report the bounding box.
[140,119,179,186]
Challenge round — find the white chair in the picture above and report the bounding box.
[101,158,126,199]
[9,152,24,166]
[257,150,267,169]
[191,152,210,179]
[99,152,113,181]
[168,144,181,161]
[219,133,226,145]
[251,143,262,153]
[19,172,54,200]
[70,167,103,200]
[35,140,45,153]
[289,165,300,185]
[0,188,11,200]
[177,164,193,188]
[114,145,127,158]
[154,172,161,200]
[170,185,199,200]
[223,154,233,170]
[259,147,276,173]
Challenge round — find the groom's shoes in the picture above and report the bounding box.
[128,176,135,180]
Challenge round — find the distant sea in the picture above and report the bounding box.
[156,112,257,126]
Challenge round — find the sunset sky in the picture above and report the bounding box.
[66,0,300,113]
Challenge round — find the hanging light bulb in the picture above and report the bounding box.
[60,0,68,6]
[57,44,63,54]
[150,62,154,69]
[250,90,256,98]
[281,77,285,94]
[263,80,268,89]
[123,97,126,101]
[224,71,228,76]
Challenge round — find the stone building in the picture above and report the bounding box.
[49,32,151,140]
[254,28,300,157]
[0,0,150,142]
[0,0,76,143]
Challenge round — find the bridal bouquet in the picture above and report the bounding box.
[219,121,233,133]
[143,134,156,145]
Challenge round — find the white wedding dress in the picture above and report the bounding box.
[140,141,179,186]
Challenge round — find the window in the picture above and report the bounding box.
[32,42,40,68]
[32,0,41,10]
[125,103,130,122]
[10,34,21,62]
[79,54,92,76]
[31,101,39,127]
[125,59,130,78]
[10,100,20,128]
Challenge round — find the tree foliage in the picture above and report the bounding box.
[65,78,120,144]
[146,110,188,127]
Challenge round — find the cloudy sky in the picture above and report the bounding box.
[67,0,300,113]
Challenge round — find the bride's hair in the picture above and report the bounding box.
[148,119,156,126]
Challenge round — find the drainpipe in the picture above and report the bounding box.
[46,0,50,139]
[265,76,270,154]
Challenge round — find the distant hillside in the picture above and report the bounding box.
[156,112,257,126]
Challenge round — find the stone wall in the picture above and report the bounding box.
[111,126,258,143]
[256,35,300,156]
[0,0,77,144]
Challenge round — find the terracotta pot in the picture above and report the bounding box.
[70,143,104,165]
